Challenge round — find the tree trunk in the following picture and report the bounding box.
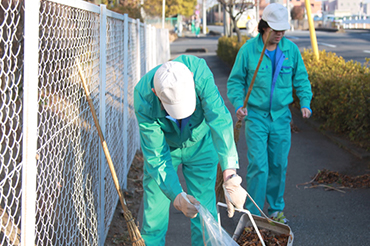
[232,18,242,43]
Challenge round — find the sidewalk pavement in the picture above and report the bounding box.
[138,31,370,246]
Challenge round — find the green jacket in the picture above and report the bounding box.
[227,34,312,121]
[134,55,238,201]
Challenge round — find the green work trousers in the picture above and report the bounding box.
[244,109,291,215]
[141,131,219,246]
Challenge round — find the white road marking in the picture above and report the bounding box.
[364,50,370,54]
[318,42,337,48]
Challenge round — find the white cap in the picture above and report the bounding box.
[154,61,196,119]
[262,3,290,31]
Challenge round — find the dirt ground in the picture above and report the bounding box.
[104,151,144,246]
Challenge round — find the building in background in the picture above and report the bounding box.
[322,0,370,17]
[258,0,322,19]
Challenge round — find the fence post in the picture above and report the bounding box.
[144,23,148,74]
[147,24,152,70]
[21,1,40,245]
[136,20,142,149]
[152,26,156,70]
[99,4,107,246]
[165,29,170,62]
[123,14,129,189]
[136,19,141,82]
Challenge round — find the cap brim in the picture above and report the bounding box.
[268,21,290,31]
[162,92,196,119]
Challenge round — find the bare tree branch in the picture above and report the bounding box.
[217,0,255,42]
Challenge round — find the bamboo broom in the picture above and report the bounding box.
[216,30,273,202]
[76,59,145,246]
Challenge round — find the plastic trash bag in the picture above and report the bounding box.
[195,204,238,246]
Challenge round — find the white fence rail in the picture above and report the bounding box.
[342,16,370,29]
[0,0,170,245]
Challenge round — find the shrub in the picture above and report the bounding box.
[216,35,250,67]
[301,50,370,150]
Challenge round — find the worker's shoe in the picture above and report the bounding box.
[270,211,289,224]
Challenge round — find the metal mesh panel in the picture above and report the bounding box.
[126,19,139,178]
[1,0,170,245]
[36,1,100,245]
[103,14,125,236]
[0,1,24,245]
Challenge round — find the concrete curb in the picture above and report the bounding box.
[291,106,370,160]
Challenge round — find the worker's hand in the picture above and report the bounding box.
[173,192,200,218]
[223,174,247,218]
[301,107,312,119]
[236,107,248,121]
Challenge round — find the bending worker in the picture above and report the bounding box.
[134,54,247,245]
[227,3,312,224]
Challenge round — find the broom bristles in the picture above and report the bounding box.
[234,120,242,144]
[215,164,224,202]
[122,208,146,246]
[117,190,145,246]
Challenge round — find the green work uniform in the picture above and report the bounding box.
[227,34,312,215]
[134,55,239,245]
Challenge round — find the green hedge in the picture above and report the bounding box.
[301,50,370,150]
[216,35,250,67]
[217,37,370,150]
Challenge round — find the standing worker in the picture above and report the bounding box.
[191,15,195,34]
[227,3,313,224]
[134,54,247,245]
[194,15,201,37]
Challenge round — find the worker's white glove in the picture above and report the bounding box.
[173,192,200,219]
[223,174,247,218]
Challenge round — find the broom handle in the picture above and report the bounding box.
[241,30,272,111]
[233,30,273,145]
[76,60,130,215]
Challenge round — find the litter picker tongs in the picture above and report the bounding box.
[217,190,278,246]
[217,202,266,246]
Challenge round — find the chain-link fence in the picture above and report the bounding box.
[0,0,170,245]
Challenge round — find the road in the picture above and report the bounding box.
[165,31,370,246]
[208,25,370,65]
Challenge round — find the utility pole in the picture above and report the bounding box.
[218,3,221,23]
[203,0,207,34]
[286,0,291,30]
[141,0,146,20]
[162,0,165,29]
[223,4,230,36]
[286,0,290,20]
[304,0,319,61]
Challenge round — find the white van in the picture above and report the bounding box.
[236,7,256,29]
